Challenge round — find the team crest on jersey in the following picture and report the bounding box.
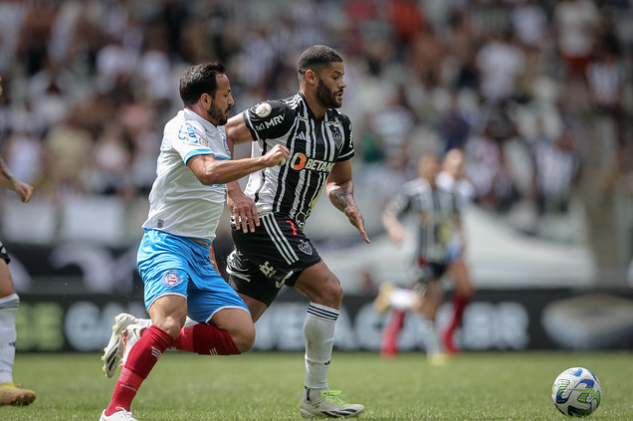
[161,270,182,288]
[298,240,313,255]
[327,124,343,147]
[255,102,272,118]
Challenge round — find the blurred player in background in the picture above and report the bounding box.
[225,45,369,418]
[374,153,462,366]
[0,73,37,406]
[436,148,474,354]
[99,62,288,421]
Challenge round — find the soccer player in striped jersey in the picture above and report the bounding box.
[0,73,36,405]
[0,73,36,407]
[374,153,461,366]
[99,62,289,421]
[224,45,370,418]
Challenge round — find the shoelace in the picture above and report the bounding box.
[321,390,347,407]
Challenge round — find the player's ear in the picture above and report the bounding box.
[201,93,211,109]
[305,69,318,84]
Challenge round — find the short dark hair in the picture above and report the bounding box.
[297,45,343,80]
[179,62,226,106]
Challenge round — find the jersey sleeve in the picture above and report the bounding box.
[337,114,355,161]
[169,119,216,164]
[243,100,294,141]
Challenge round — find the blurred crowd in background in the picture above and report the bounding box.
[0,0,631,281]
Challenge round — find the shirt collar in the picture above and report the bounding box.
[183,108,219,132]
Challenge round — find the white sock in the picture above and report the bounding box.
[390,288,416,310]
[304,303,338,390]
[0,293,19,384]
[420,316,442,355]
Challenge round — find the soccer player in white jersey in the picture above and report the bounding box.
[0,73,36,406]
[225,45,369,418]
[374,153,461,366]
[99,62,289,421]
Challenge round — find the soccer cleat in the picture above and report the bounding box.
[373,281,396,314]
[99,408,137,420]
[102,313,141,378]
[300,388,365,418]
[120,324,144,368]
[0,382,36,406]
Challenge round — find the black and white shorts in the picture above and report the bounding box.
[410,255,447,284]
[227,213,322,306]
[0,238,10,264]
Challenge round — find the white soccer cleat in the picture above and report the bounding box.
[120,324,144,368]
[99,408,137,420]
[300,388,365,418]
[102,313,141,378]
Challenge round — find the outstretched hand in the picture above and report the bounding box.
[344,207,370,244]
[13,180,34,203]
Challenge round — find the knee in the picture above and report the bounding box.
[155,314,186,338]
[231,323,256,353]
[316,276,343,308]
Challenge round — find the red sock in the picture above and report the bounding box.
[105,325,173,416]
[443,293,470,354]
[171,323,240,355]
[381,309,406,357]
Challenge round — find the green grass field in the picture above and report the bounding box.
[1,351,631,420]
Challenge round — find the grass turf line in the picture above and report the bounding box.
[1,351,631,420]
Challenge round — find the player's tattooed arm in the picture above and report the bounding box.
[0,154,13,181]
[327,160,370,244]
[0,155,34,202]
[328,179,354,211]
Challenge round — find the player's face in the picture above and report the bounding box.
[316,62,346,109]
[0,74,3,97]
[444,151,464,178]
[419,155,440,183]
[207,74,234,126]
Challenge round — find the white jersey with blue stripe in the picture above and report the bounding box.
[143,108,231,243]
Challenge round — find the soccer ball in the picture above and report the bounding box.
[552,367,602,417]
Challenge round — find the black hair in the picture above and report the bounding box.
[179,62,226,106]
[297,45,343,80]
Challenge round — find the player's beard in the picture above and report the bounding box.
[316,78,343,109]
[207,99,230,126]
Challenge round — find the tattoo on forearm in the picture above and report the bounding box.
[331,183,353,211]
[0,157,13,181]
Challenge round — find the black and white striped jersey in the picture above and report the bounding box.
[387,178,459,263]
[241,92,354,230]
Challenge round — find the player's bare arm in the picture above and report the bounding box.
[225,113,256,146]
[0,155,34,203]
[187,145,288,186]
[326,160,370,244]
[382,207,404,243]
